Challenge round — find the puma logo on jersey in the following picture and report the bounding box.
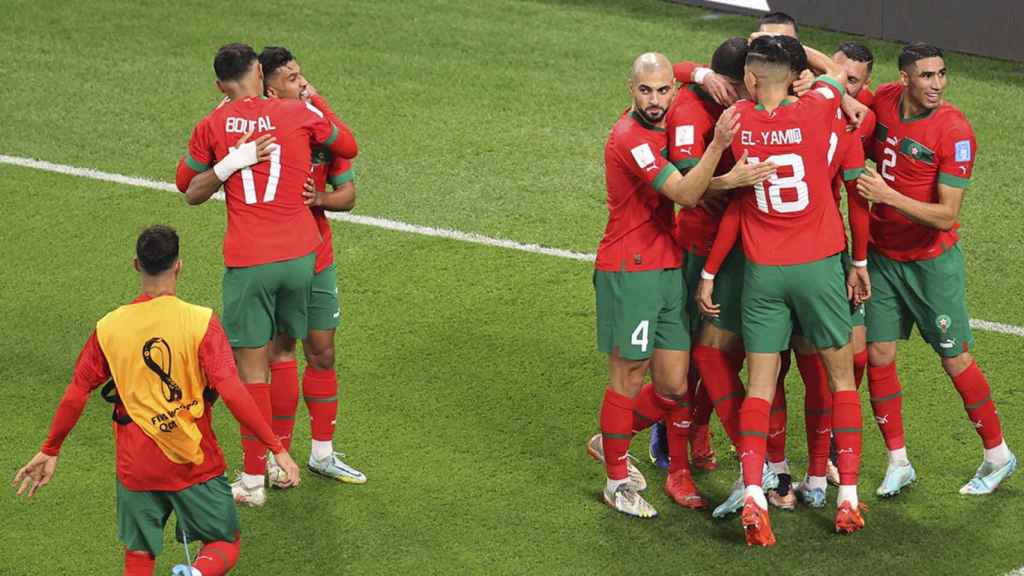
[225,115,276,134]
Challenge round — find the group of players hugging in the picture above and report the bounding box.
[588,12,1016,546]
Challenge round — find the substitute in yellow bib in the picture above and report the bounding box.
[14,225,301,576]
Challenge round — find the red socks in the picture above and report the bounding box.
[797,352,832,476]
[767,377,787,463]
[192,536,241,576]
[123,549,155,576]
[832,390,863,485]
[952,362,1004,449]
[270,360,299,451]
[303,367,339,441]
[853,349,868,390]
[738,397,771,487]
[240,382,272,475]
[867,362,905,450]
[658,391,693,474]
[692,345,744,446]
[600,388,634,480]
[632,384,662,432]
[691,370,713,427]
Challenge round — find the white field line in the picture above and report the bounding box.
[2,153,1023,339]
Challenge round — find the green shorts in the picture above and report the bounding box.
[865,245,974,357]
[223,252,315,347]
[117,476,239,555]
[595,268,690,360]
[684,247,745,335]
[742,254,852,353]
[840,251,866,328]
[309,263,341,331]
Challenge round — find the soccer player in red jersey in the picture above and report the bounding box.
[257,46,366,486]
[12,226,300,576]
[857,43,1017,497]
[587,52,773,518]
[700,36,867,544]
[175,43,358,506]
[660,38,786,511]
[836,42,875,108]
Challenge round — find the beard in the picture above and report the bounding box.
[637,105,665,124]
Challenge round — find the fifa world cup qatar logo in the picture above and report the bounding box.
[143,337,183,402]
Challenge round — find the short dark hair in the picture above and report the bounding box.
[899,42,943,71]
[747,35,801,71]
[711,37,749,82]
[839,42,874,73]
[136,225,179,275]
[780,37,808,72]
[213,43,258,82]
[259,46,295,83]
[759,11,798,35]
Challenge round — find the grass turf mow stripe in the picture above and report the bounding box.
[2,152,1020,339]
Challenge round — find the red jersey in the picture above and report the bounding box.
[665,85,734,256]
[868,83,975,261]
[730,77,847,266]
[307,94,357,273]
[184,96,356,268]
[596,111,681,272]
[40,295,281,492]
[856,86,875,107]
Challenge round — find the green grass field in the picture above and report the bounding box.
[1,1,1023,574]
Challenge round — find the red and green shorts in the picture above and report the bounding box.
[865,244,974,357]
[309,263,341,332]
[741,254,852,353]
[117,476,239,555]
[223,252,315,347]
[684,247,745,335]
[594,268,690,360]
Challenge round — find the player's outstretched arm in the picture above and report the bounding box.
[709,150,777,191]
[803,44,845,86]
[858,167,963,230]
[12,452,58,498]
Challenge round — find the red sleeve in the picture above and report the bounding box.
[704,199,740,275]
[847,178,869,262]
[327,156,354,189]
[666,104,708,171]
[856,86,874,107]
[673,61,700,84]
[198,315,284,454]
[798,76,844,129]
[178,118,214,192]
[856,109,877,159]
[40,332,111,456]
[307,94,358,159]
[615,127,678,192]
[937,115,976,189]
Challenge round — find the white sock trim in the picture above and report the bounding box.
[311,440,334,461]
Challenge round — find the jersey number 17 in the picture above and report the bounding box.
[232,143,282,204]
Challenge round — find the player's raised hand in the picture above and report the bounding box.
[696,278,719,318]
[792,69,815,97]
[12,452,58,498]
[271,450,301,488]
[847,266,871,305]
[710,106,740,150]
[703,72,738,107]
[723,150,777,189]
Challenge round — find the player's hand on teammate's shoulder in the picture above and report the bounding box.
[710,106,741,151]
[270,450,301,488]
[12,451,58,499]
[856,166,893,204]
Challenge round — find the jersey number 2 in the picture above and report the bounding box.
[749,153,808,214]
[234,143,282,204]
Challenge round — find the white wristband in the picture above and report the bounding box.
[694,67,713,84]
[213,141,258,181]
[700,269,716,280]
[852,259,868,268]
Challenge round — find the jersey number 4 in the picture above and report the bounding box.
[233,143,282,204]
